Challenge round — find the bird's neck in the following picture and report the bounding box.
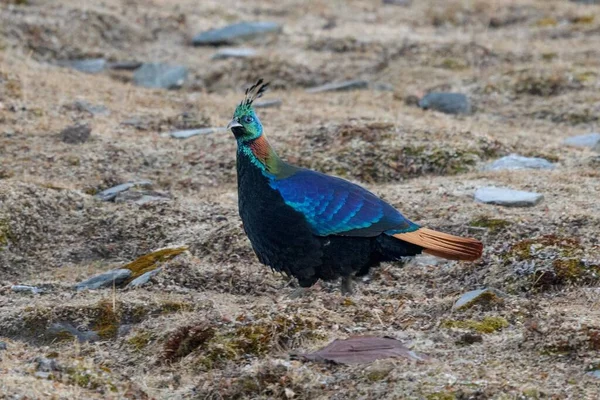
[237,135,293,178]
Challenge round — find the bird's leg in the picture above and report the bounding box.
[340,276,355,296]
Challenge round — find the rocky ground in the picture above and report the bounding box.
[1,0,600,398]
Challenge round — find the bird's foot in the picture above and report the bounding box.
[340,276,355,296]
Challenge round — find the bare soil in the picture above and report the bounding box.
[1,0,600,399]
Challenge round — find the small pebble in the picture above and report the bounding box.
[127,267,163,288]
[211,47,258,60]
[483,154,555,171]
[59,58,107,74]
[563,133,600,148]
[170,127,224,139]
[453,288,506,310]
[193,21,282,46]
[306,80,369,93]
[133,63,188,89]
[474,186,544,207]
[75,269,132,291]
[11,285,42,294]
[0,341,7,350]
[95,180,152,202]
[418,92,471,115]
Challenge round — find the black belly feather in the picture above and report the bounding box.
[236,151,422,287]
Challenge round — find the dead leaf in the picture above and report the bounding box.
[299,336,430,365]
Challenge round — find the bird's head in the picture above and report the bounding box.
[227,79,269,143]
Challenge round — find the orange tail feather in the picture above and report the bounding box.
[393,227,483,261]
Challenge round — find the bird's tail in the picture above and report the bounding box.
[392,228,483,261]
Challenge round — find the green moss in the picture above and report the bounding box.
[541,53,557,61]
[469,216,510,233]
[427,392,456,400]
[438,58,468,71]
[442,316,509,333]
[535,17,557,27]
[0,219,15,249]
[127,331,152,352]
[505,235,581,261]
[514,74,567,96]
[571,15,594,24]
[366,368,391,382]
[160,301,193,314]
[92,299,121,340]
[123,247,188,280]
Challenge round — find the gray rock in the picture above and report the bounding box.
[170,127,224,139]
[418,92,471,115]
[211,47,258,60]
[47,322,100,343]
[563,133,600,148]
[0,341,6,350]
[587,370,600,378]
[95,180,152,202]
[60,124,91,144]
[453,288,507,310]
[570,0,600,4]
[11,285,42,294]
[483,154,555,171]
[59,58,107,74]
[383,0,412,6]
[193,21,282,46]
[114,190,171,205]
[594,140,600,153]
[474,186,544,207]
[127,267,163,288]
[35,357,60,372]
[75,269,132,291]
[133,63,188,89]
[306,80,369,93]
[72,100,110,116]
[253,99,283,109]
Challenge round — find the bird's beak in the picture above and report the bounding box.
[227,119,242,130]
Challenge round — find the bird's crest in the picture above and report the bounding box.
[235,79,269,117]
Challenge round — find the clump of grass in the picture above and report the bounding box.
[92,299,121,340]
[442,316,509,333]
[469,216,511,233]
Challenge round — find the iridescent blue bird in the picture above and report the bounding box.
[227,79,483,295]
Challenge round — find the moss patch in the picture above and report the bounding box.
[442,317,509,334]
[92,299,121,340]
[505,235,581,261]
[127,330,153,352]
[469,216,511,233]
[123,246,187,280]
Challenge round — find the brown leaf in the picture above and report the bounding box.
[299,336,430,365]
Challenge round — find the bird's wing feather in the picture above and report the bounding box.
[269,169,418,237]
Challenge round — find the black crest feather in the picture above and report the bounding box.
[240,79,269,108]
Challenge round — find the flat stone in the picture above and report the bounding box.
[11,285,42,294]
[563,133,600,148]
[35,357,60,372]
[169,127,224,139]
[114,190,171,205]
[453,288,507,310]
[570,0,600,4]
[474,186,544,207]
[60,124,91,144]
[108,61,143,70]
[127,267,163,288]
[59,58,107,74]
[72,100,110,116]
[418,92,471,115]
[306,80,369,93]
[47,322,100,343]
[253,99,283,109]
[0,341,7,350]
[95,180,152,202]
[133,63,188,89]
[211,47,258,60]
[75,268,132,291]
[587,370,600,378]
[193,21,282,46]
[383,0,412,6]
[483,154,555,171]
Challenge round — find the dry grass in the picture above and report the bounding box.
[2,0,600,398]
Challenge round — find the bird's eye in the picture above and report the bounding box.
[243,115,254,123]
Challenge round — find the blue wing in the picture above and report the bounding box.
[269,169,419,237]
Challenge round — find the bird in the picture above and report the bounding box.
[226,79,483,296]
